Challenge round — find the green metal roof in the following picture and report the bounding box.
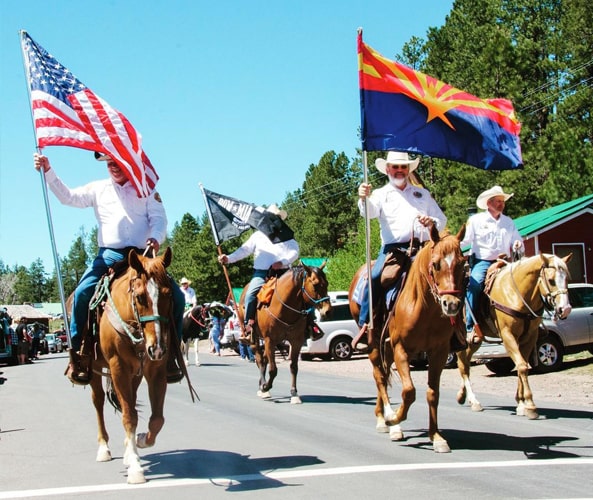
[514,193,593,237]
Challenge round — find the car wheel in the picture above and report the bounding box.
[485,357,515,375]
[444,352,457,369]
[330,337,353,361]
[532,335,563,373]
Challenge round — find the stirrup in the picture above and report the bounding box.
[65,352,91,385]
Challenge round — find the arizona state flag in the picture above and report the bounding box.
[358,33,523,170]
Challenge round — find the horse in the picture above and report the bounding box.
[455,253,572,419]
[240,263,332,403]
[181,304,210,366]
[349,223,466,452]
[85,247,177,484]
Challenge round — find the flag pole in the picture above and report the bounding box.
[19,30,72,348]
[199,183,246,333]
[358,28,374,334]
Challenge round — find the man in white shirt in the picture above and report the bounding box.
[180,277,197,308]
[34,152,185,385]
[460,185,524,343]
[356,151,448,348]
[218,205,300,341]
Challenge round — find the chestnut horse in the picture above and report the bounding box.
[349,224,466,452]
[239,264,332,403]
[87,248,176,484]
[456,253,572,419]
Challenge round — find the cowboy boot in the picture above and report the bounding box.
[65,350,91,385]
[166,350,183,384]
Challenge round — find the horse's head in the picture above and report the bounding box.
[301,261,332,319]
[539,253,572,320]
[127,247,173,361]
[423,224,466,317]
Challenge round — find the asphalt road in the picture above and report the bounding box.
[1,349,592,499]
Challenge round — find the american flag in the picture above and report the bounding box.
[20,31,158,197]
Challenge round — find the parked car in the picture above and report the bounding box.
[301,295,360,361]
[54,330,68,350]
[473,283,593,374]
[42,333,64,354]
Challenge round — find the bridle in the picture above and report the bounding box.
[266,267,330,327]
[425,237,464,303]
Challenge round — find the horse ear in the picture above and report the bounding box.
[456,223,466,242]
[429,221,440,243]
[162,247,172,268]
[128,250,144,273]
[319,260,327,270]
[562,252,573,264]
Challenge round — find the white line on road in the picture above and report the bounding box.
[2,457,593,498]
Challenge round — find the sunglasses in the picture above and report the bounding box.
[388,164,409,170]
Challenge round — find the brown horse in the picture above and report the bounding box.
[456,253,572,419]
[86,248,175,484]
[239,264,332,403]
[349,224,466,452]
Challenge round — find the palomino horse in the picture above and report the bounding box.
[87,248,176,484]
[240,264,332,403]
[349,224,466,452]
[456,253,572,419]
[181,304,210,366]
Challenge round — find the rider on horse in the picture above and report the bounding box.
[460,185,524,345]
[34,152,186,385]
[354,151,466,350]
[218,204,323,343]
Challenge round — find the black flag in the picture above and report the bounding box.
[201,187,294,245]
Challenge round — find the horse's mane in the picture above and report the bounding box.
[133,255,169,284]
[288,265,327,284]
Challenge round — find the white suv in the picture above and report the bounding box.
[301,295,360,361]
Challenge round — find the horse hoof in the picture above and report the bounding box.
[290,396,302,404]
[376,423,389,433]
[257,390,271,399]
[525,408,539,420]
[389,425,404,441]
[433,439,451,453]
[96,448,112,462]
[184,360,189,366]
[136,432,153,449]
[471,402,484,412]
[127,470,146,484]
[456,390,467,406]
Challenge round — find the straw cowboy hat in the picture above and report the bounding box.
[375,151,420,175]
[180,277,191,285]
[476,185,514,210]
[266,203,288,220]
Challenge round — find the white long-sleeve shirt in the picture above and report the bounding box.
[460,210,523,260]
[45,168,167,249]
[358,183,447,244]
[227,231,300,270]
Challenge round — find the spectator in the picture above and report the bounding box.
[180,277,197,308]
[15,318,30,365]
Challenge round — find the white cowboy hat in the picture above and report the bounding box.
[476,185,514,210]
[180,277,191,285]
[266,203,288,220]
[375,151,420,175]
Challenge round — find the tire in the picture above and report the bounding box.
[300,353,313,361]
[444,352,458,369]
[532,335,563,373]
[485,357,515,375]
[330,337,353,361]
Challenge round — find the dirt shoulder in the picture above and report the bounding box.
[296,351,593,409]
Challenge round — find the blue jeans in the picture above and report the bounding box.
[244,270,268,324]
[358,244,408,328]
[70,247,184,351]
[465,259,492,331]
[239,342,255,360]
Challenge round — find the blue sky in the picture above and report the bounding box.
[0,0,453,273]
